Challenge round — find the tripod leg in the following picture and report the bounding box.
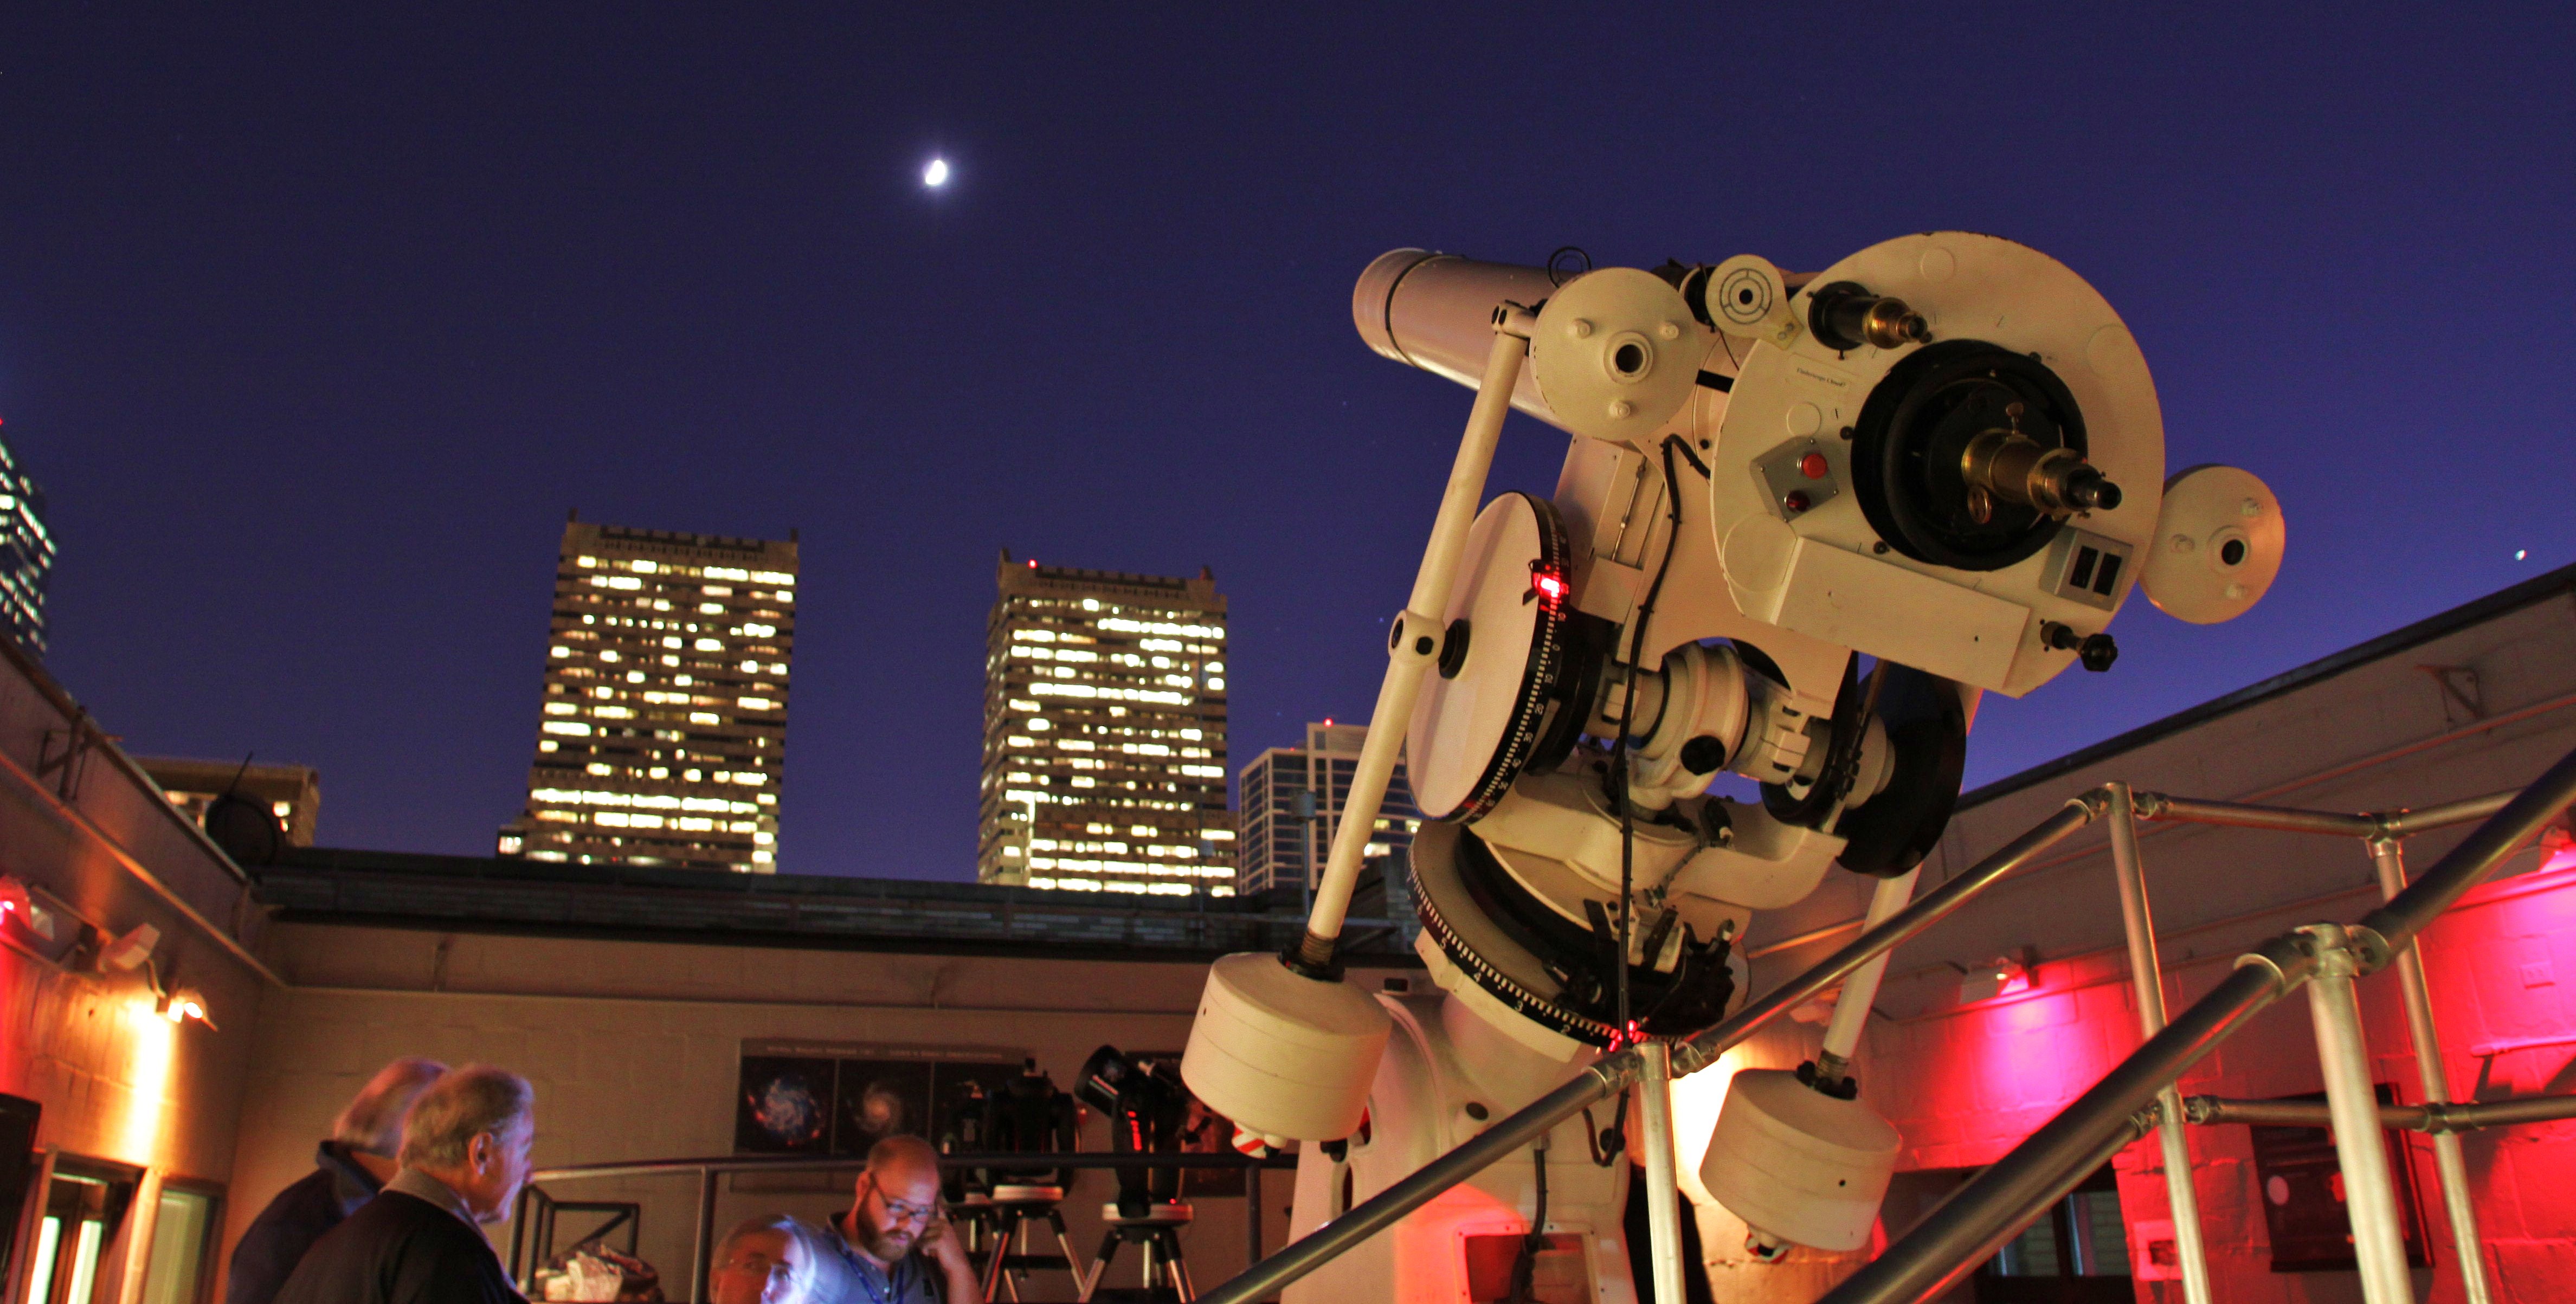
[1050,1209,1087,1283]
[1078,1231,1119,1304]
[1169,1234,1196,1302]
[979,1213,1009,1303]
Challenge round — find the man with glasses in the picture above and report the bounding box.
[710,1216,851,1304]
[830,1135,976,1303]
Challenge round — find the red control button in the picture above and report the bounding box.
[1799,452,1830,480]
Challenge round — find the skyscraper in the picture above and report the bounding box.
[498,518,797,872]
[0,428,54,657]
[979,552,1231,895]
[1236,721,1422,899]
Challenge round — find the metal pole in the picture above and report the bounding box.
[2301,923,2414,1303]
[1638,1042,1685,1304]
[2375,790,2519,838]
[2360,744,2576,950]
[1821,939,2314,1304]
[692,1165,718,1304]
[1825,751,2576,1304]
[2133,792,2379,837]
[2370,837,2493,1304]
[2184,1092,2576,1132]
[508,1185,532,1289]
[1196,1060,1630,1304]
[1297,309,1534,963]
[1195,793,2107,1304]
[2104,783,2213,1304]
[1815,869,1918,1084]
[1676,796,2103,1075]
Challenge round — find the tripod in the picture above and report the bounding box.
[1078,1200,1195,1303]
[978,1185,1085,1303]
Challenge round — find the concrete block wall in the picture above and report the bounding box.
[223,923,1409,1300]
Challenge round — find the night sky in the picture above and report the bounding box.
[2,8,2569,879]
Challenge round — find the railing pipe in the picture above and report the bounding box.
[1819,938,2316,1304]
[1638,1043,1684,1304]
[1825,743,2576,1304]
[2375,790,2518,838]
[1196,1058,1632,1304]
[531,1151,1286,1183]
[2301,924,2413,1304]
[1673,795,2104,1074]
[2185,1091,2576,1133]
[2361,746,2576,951]
[2103,783,2212,1304]
[690,1166,718,1304]
[2371,836,2493,1304]
[2133,792,2378,837]
[2436,1094,2576,1129]
[1194,794,2107,1304]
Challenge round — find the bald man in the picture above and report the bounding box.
[829,1136,976,1303]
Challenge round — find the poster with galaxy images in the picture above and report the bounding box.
[736,1040,1022,1156]
[735,1055,839,1153]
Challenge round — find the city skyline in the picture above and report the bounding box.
[4,10,2569,879]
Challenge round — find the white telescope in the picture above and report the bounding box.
[1183,234,2286,1301]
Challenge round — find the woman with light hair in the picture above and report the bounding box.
[226,1057,448,1304]
[709,1215,860,1304]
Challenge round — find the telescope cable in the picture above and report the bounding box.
[1609,436,1711,1024]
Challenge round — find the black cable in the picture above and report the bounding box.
[1611,436,1706,1031]
[1508,1140,1550,1302]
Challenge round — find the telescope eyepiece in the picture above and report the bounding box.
[1808,281,1931,352]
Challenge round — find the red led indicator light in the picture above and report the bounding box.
[1783,490,1813,514]
[1799,452,1829,480]
[1532,572,1567,604]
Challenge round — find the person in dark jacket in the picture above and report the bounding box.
[227,1057,448,1304]
[273,1064,537,1304]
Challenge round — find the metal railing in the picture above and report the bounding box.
[510,1150,1295,1302]
[1190,741,2576,1304]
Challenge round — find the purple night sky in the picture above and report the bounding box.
[2,7,2569,877]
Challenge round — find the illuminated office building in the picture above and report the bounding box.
[1236,721,1422,898]
[978,551,1231,895]
[0,429,54,656]
[498,518,796,872]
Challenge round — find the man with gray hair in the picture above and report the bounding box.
[274,1064,537,1304]
[227,1057,448,1304]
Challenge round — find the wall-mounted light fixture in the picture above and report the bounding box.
[0,876,56,941]
[97,922,160,973]
[1959,953,2035,1004]
[156,987,213,1029]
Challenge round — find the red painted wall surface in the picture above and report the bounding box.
[1867,848,2576,1302]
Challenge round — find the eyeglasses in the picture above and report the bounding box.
[867,1183,937,1224]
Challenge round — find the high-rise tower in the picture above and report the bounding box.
[1235,721,1422,899]
[979,552,1231,895]
[0,428,54,657]
[499,518,797,872]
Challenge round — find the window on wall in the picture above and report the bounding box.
[24,1162,138,1304]
[1975,1164,2131,1303]
[138,1184,221,1304]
